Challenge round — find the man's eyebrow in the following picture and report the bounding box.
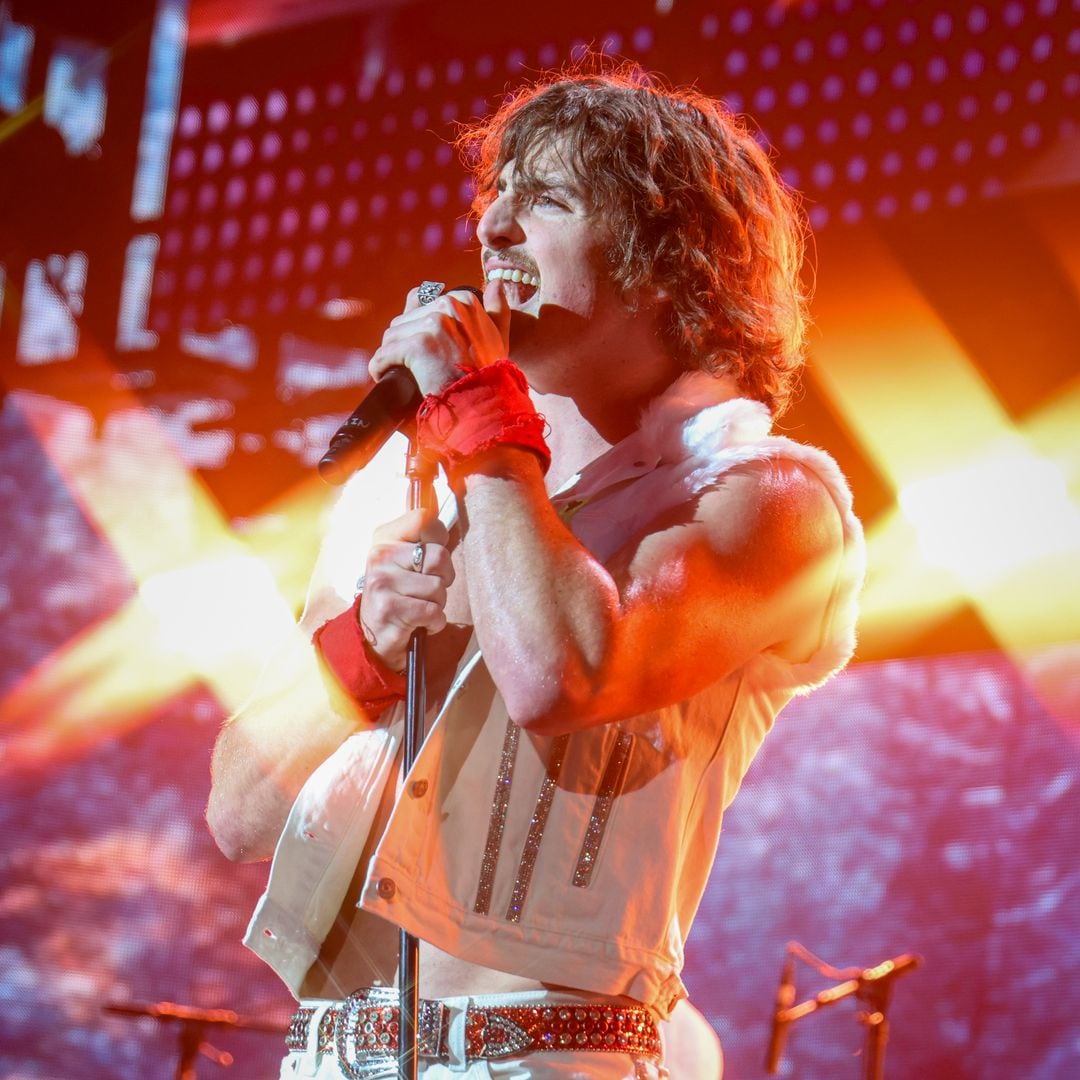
[492,162,582,202]
[516,171,580,200]
[542,177,578,198]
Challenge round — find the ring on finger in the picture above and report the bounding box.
[417,280,445,306]
[411,542,425,573]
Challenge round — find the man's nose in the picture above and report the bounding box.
[476,194,525,249]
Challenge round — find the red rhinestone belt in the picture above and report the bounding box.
[286,987,661,1069]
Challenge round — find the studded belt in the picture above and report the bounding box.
[286,987,662,1072]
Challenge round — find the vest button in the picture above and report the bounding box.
[376,877,396,900]
[409,779,428,798]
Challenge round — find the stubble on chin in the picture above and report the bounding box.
[505,307,536,359]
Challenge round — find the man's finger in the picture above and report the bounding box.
[405,281,446,312]
[483,278,511,353]
[371,507,443,546]
[394,543,454,586]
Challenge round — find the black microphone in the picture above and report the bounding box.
[765,956,796,1074]
[316,285,483,485]
[317,369,421,484]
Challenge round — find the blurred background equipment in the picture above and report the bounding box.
[103,999,288,1079]
[765,942,923,1080]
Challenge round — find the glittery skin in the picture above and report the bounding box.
[573,731,634,888]
[506,734,571,923]
[473,718,521,915]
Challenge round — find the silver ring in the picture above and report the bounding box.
[417,280,445,306]
[411,542,425,572]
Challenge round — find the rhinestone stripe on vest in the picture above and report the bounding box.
[572,731,634,888]
[473,718,521,915]
[506,733,571,923]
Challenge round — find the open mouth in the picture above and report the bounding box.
[486,266,540,304]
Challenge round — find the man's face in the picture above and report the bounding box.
[476,144,637,383]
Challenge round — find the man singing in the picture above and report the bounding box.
[208,66,864,1078]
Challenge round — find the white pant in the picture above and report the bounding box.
[279,990,667,1080]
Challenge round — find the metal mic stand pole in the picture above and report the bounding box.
[765,950,921,1080]
[398,435,437,1080]
[855,974,895,1080]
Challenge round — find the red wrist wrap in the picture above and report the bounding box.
[416,360,550,481]
[313,594,406,716]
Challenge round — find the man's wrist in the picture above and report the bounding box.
[354,596,407,675]
[313,593,407,714]
[416,359,551,485]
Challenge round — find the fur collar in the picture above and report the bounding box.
[636,371,773,465]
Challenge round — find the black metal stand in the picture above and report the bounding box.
[764,946,922,1079]
[397,437,438,1080]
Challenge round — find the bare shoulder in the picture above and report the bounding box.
[615,454,842,586]
[609,453,845,674]
[697,455,843,568]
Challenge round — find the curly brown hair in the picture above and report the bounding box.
[458,65,810,416]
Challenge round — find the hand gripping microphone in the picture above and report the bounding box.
[316,285,483,485]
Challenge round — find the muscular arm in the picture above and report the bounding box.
[365,282,844,737]
[457,450,843,736]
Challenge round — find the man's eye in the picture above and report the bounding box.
[534,193,563,209]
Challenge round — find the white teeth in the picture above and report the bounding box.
[486,267,539,288]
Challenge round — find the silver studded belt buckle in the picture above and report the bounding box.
[335,987,399,1080]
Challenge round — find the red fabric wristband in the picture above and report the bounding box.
[416,359,550,481]
[312,593,406,716]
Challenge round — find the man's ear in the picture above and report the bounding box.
[642,282,670,308]
[626,280,669,311]
[641,272,670,303]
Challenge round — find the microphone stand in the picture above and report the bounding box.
[398,434,437,1080]
[765,945,922,1080]
[320,282,475,1077]
[103,1000,288,1079]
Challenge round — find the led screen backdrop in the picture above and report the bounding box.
[1,0,1078,1077]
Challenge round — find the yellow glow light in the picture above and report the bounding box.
[139,555,296,667]
[810,222,1080,706]
[898,442,1080,587]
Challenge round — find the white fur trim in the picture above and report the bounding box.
[636,372,772,464]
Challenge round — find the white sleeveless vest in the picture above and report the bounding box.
[245,375,865,1017]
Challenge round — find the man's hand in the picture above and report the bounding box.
[360,508,456,673]
[368,282,511,396]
